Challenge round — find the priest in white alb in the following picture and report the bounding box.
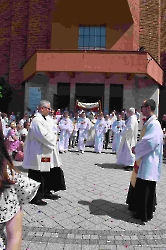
[116,108,138,171]
[23,100,66,206]
[126,99,163,222]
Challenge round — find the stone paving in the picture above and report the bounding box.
[14,146,166,250]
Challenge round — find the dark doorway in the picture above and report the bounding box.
[53,94,58,111]
[56,82,70,111]
[109,84,123,112]
[75,83,104,109]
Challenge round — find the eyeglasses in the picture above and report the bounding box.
[43,106,52,111]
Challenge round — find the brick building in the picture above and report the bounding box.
[0,0,165,118]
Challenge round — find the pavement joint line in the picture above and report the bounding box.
[23,226,166,236]
[22,226,166,246]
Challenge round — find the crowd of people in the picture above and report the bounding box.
[0,106,139,158]
[1,105,166,159]
[0,98,165,249]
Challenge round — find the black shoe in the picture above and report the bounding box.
[30,199,47,206]
[123,166,133,171]
[44,193,61,200]
[132,214,149,222]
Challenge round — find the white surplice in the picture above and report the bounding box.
[23,112,62,172]
[135,115,163,181]
[116,114,138,166]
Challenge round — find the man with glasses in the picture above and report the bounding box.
[126,99,163,223]
[23,100,66,206]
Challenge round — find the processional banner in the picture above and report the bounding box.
[76,101,100,110]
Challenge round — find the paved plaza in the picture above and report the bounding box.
[14,146,166,250]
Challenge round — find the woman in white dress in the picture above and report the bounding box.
[0,120,40,250]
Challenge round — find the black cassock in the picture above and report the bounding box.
[28,167,66,201]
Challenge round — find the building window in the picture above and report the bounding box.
[78,25,106,50]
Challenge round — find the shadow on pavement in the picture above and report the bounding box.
[78,199,144,225]
[95,163,124,170]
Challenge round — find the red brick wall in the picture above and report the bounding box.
[159,0,166,118]
[160,0,166,73]
[127,0,140,50]
[1,0,55,113]
[26,0,52,59]
[139,0,160,62]
[0,1,13,79]
[9,0,29,86]
[47,0,56,49]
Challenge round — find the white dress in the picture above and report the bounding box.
[0,168,40,249]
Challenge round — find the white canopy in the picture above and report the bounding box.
[77,101,100,109]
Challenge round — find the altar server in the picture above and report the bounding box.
[77,111,91,153]
[58,111,73,153]
[126,99,163,222]
[94,112,108,153]
[111,114,125,153]
[116,108,138,171]
[23,100,66,206]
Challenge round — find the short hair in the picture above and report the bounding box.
[144,99,156,111]
[128,107,135,114]
[38,100,50,108]
[24,121,30,128]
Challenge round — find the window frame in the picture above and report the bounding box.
[78,25,106,50]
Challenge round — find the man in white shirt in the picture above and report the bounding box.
[19,113,30,126]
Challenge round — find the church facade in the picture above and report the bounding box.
[0,0,166,117]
